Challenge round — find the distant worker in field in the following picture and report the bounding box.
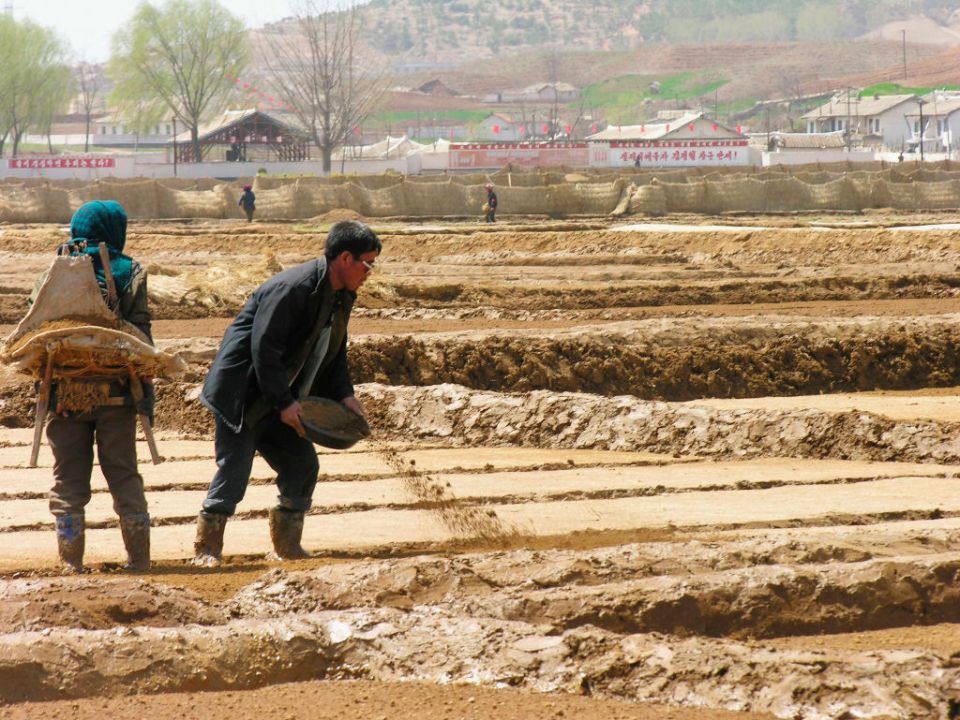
[239,184,256,222]
[484,182,498,223]
[40,201,154,573]
[192,219,382,566]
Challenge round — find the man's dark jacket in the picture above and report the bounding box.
[201,257,355,433]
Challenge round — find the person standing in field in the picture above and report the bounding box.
[38,200,154,573]
[192,220,381,566]
[239,184,256,222]
[484,183,498,223]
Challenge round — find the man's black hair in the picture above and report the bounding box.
[324,219,381,260]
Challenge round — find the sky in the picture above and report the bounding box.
[6,0,303,62]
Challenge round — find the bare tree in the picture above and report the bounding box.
[261,0,387,173]
[75,62,104,153]
[544,47,562,139]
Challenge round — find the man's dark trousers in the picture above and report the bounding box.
[202,412,319,516]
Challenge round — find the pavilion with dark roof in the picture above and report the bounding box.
[171,109,312,163]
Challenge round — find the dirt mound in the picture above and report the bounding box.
[350,326,960,399]
[224,540,960,638]
[0,577,223,631]
[0,604,953,717]
[147,252,283,317]
[308,208,365,224]
[361,383,960,464]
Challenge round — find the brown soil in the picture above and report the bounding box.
[2,212,960,719]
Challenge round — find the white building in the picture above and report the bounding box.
[89,115,175,148]
[587,113,749,168]
[475,113,523,142]
[903,93,960,155]
[801,93,919,152]
[482,82,580,104]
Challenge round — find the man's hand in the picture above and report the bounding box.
[341,395,366,419]
[280,401,306,438]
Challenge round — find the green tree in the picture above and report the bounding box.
[0,15,72,157]
[36,65,75,154]
[108,0,249,162]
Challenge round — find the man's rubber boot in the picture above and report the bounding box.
[55,513,85,574]
[120,512,151,571]
[268,508,311,560]
[192,512,227,567]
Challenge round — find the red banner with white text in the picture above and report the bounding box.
[7,157,116,170]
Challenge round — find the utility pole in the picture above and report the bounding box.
[917,98,926,162]
[171,117,178,177]
[845,88,852,151]
[765,106,771,150]
[901,30,907,80]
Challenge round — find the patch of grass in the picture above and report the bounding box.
[717,98,759,116]
[577,71,728,122]
[860,82,960,97]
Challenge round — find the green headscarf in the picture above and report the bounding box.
[69,200,137,296]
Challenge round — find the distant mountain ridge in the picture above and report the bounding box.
[358,0,960,62]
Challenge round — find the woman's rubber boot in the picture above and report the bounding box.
[120,512,151,571]
[55,513,85,574]
[192,512,227,567]
[268,508,311,560]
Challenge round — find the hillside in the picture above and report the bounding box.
[356,0,960,63]
[252,0,960,131]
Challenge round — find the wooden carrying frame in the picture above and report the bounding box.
[25,246,164,466]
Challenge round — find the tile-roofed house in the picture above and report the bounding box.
[764,131,847,150]
[903,93,960,154]
[586,112,742,142]
[801,93,918,151]
[587,113,749,168]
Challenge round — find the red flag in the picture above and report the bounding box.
[688,123,695,131]
[712,123,718,131]
[736,125,742,133]
[542,123,549,133]
[519,124,526,135]
[590,123,597,133]
[493,124,500,134]
[564,124,572,135]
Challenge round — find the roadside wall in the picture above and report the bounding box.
[3,163,960,222]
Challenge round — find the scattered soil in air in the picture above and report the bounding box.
[299,397,516,541]
[375,440,520,542]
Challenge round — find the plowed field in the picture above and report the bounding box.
[1,212,959,719]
